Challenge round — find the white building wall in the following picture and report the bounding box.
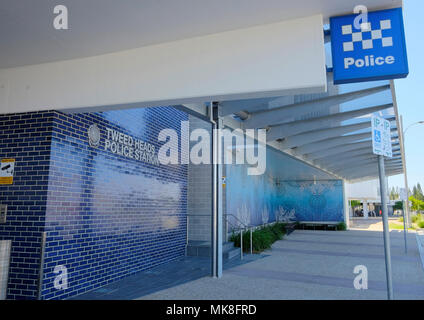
[187,115,212,242]
[346,179,381,202]
[0,15,326,115]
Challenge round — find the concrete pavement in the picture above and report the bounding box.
[138,228,424,300]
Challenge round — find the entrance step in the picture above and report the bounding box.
[223,242,237,252]
[224,247,241,261]
[186,241,241,261]
[186,241,210,257]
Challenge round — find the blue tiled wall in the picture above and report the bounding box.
[226,146,344,227]
[41,108,188,300]
[0,107,188,300]
[0,111,53,299]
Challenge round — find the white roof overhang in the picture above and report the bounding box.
[198,79,405,183]
[0,0,402,68]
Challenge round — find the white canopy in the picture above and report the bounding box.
[211,78,404,182]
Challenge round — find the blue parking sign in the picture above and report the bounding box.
[372,116,393,158]
[330,8,409,84]
[374,130,381,143]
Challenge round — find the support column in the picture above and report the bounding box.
[211,103,223,278]
[342,180,350,228]
[362,200,369,219]
[400,116,411,227]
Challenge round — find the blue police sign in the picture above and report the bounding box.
[330,8,408,84]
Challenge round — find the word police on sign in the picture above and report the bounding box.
[372,116,393,158]
[330,8,408,84]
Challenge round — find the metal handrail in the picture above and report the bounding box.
[224,213,250,229]
[186,213,283,259]
[224,214,254,259]
[185,213,254,259]
[225,218,245,259]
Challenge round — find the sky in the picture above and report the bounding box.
[388,0,424,190]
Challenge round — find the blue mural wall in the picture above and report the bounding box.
[226,146,344,227]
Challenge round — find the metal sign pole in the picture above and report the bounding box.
[210,102,223,278]
[390,85,408,253]
[211,103,218,278]
[400,115,411,228]
[399,187,408,254]
[402,203,408,254]
[377,155,394,300]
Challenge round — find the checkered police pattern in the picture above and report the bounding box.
[342,20,393,52]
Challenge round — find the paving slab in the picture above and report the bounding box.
[72,254,264,300]
[138,229,424,300]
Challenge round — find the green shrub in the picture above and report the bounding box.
[418,221,424,229]
[410,196,424,212]
[350,200,361,208]
[269,223,285,240]
[393,201,403,210]
[336,222,347,231]
[412,214,423,223]
[230,223,287,253]
[398,217,404,222]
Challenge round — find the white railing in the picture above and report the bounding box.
[186,213,285,260]
[224,213,254,260]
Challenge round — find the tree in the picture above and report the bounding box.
[410,196,424,212]
[393,201,403,210]
[412,183,424,201]
[350,200,361,208]
[417,183,424,201]
[390,186,400,200]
